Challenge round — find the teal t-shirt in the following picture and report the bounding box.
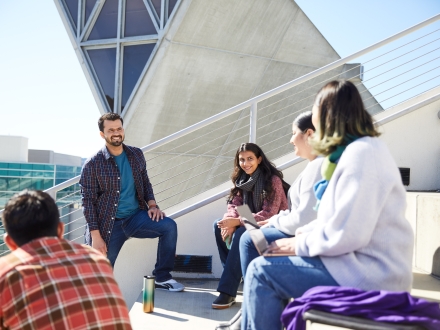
[114,151,139,218]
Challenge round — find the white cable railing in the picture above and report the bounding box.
[140,13,440,209]
[0,13,439,251]
[171,88,440,218]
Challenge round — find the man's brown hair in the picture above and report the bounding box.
[98,113,124,132]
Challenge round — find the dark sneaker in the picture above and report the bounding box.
[215,309,242,329]
[212,292,236,309]
[155,279,185,292]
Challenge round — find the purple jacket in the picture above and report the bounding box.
[281,286,440,330]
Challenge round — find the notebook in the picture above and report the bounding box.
[236,205,295,257]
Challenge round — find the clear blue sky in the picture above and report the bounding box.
[0,0,439,158]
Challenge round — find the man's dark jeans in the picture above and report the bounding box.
[107,209,177,282]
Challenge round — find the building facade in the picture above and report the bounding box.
[0,136,83,254]
[0,163,82,209]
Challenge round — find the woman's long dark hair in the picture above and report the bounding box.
[294,111,315,133]
[228,143,283,202]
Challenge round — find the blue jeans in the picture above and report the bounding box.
[107,209,177,282]
[213,219,246,297]
[239,227,293,277]
[242,256,339,330]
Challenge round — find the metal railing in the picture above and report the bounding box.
[0,13,439,254]
[168,90,440,219]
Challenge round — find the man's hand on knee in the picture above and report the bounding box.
[148,207,165,221]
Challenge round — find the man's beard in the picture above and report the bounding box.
[106,135,124,146]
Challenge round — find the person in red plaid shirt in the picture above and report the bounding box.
[0,190,132,330]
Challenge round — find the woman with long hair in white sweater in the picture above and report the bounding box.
[240,80,414,330]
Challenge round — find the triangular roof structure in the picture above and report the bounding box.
[56,0,381,145]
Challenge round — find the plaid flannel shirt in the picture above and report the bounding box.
[0,237,132,330]
[80,144,155,246]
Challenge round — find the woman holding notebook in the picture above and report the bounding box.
[212,143,288,309]
[240,80,414,330]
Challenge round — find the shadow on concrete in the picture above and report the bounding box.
[144,311,188,322]
[130,278,243,330]
[431,247,440,277]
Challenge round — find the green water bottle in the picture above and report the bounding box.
[143,275,155,313]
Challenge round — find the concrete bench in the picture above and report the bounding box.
[303,309,425,330]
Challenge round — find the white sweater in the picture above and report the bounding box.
[269,157,323,235]
[296,137,414,292]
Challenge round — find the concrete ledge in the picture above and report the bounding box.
[406,192,440,277]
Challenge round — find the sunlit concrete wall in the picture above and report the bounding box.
[406,193,440,277]
[376,86,440,191]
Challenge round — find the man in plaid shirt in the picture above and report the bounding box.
[79,113,184,291]
[0,190,132,330]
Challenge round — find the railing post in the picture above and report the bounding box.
[47,190,57,201]
[249,102,257,143]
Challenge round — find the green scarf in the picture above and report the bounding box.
[313,134,359,210]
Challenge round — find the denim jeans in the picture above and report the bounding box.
[213,219,246,297]
[242,256,339,330]
[107,209,177,282]
[239,227,293,277]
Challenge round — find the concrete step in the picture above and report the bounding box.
[128,269,440,330]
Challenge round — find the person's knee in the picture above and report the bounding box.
[240,231,253,250]
[246,257,267,278]
[162,217,177,234]
[236,226,246,235]
[232,226,245,243]
[213,218,221,234]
